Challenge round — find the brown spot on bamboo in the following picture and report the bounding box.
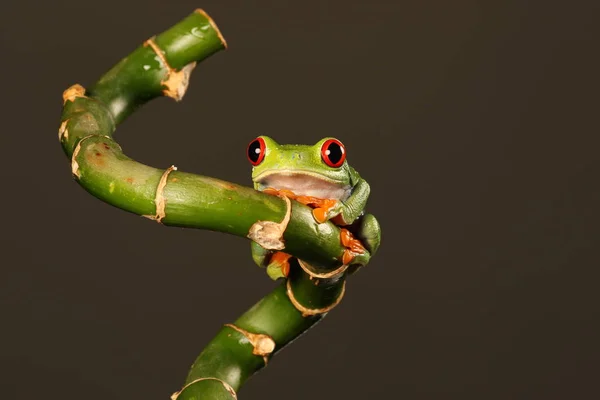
[143,165,177,223]
[286,279,346,317]
[85,146,106,168]
[247,196,291,250]
[195,9,228,49]
[144,38,196,101]
[224,324,276,364]
[62,84,87,104]
[203,176,238,190]
[171,377,237,400]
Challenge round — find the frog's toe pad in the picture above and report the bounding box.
[266,252,291,280]
[340,228,367,265]
[311,199,340,224]
[340,229,366,253]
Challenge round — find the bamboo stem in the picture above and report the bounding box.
[58,10,373,399]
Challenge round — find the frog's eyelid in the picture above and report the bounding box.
[258,135,279,145]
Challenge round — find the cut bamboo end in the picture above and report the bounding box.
[62,84,87,105]
[195,8,228,49]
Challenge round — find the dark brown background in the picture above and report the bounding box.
[1,0,599,399]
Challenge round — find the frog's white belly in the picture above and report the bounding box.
[258,173,351,200]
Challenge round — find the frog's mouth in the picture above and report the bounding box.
[255,170,351,200]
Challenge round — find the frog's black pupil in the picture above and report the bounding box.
[248,140,262,163]
[326,142,343,164]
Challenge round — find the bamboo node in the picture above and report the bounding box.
[71,135,96,178]
[286,279,346,317]
[145,38,196,101]
[224,324,276,364]
[143,165,177,223]
[58,119,69,141]
[247,195,291,250]
[164,62,196,101]
[62,84,87,104]
[298,259,349,280]
[171,377,237,400]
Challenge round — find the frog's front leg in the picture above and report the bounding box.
[250,241,292,280]
[260,181,375,268]
[313,179,371,225]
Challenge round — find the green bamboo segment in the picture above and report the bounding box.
[86,9,226,123]
[154,9,228,69]
[58,9,367,270]
[59,10,374,400]
[180,261,344,399]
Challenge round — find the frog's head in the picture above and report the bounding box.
[248,136,353,200]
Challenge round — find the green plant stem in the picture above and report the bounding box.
[59,10,371,399]
[179,264,346,399]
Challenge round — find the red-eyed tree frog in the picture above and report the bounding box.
[247,136,381,280]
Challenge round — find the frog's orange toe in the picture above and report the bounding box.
[270,251,292,277]
[263,188,298,200]
[340,229,366,253]
[342,249,355,265]
[313,208,328,224]
[310,199,339,224]
[295,195,319,206]
[262,187,279,195]
[340,228,366,265]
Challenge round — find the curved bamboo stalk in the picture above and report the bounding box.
[58,10,376,400]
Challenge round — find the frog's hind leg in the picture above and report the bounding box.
[350,213,381,256]
[266,252,292,280]
[340,213,381,273]
[250,241,292,281]
[251,240,271,268]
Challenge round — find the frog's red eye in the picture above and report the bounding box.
[321,138,346,168]
[247,137,266,166]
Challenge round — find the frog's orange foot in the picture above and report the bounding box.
[293,195,326,207]
[267,251,292,280]
[263,187,298,200]
[310,199,339,224]
[282,194,339,224]
[263,189,339,224]
[340,228,366,265]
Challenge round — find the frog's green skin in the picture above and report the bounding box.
[249,136,381,280]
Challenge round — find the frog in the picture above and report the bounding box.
[247,135,381,280]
